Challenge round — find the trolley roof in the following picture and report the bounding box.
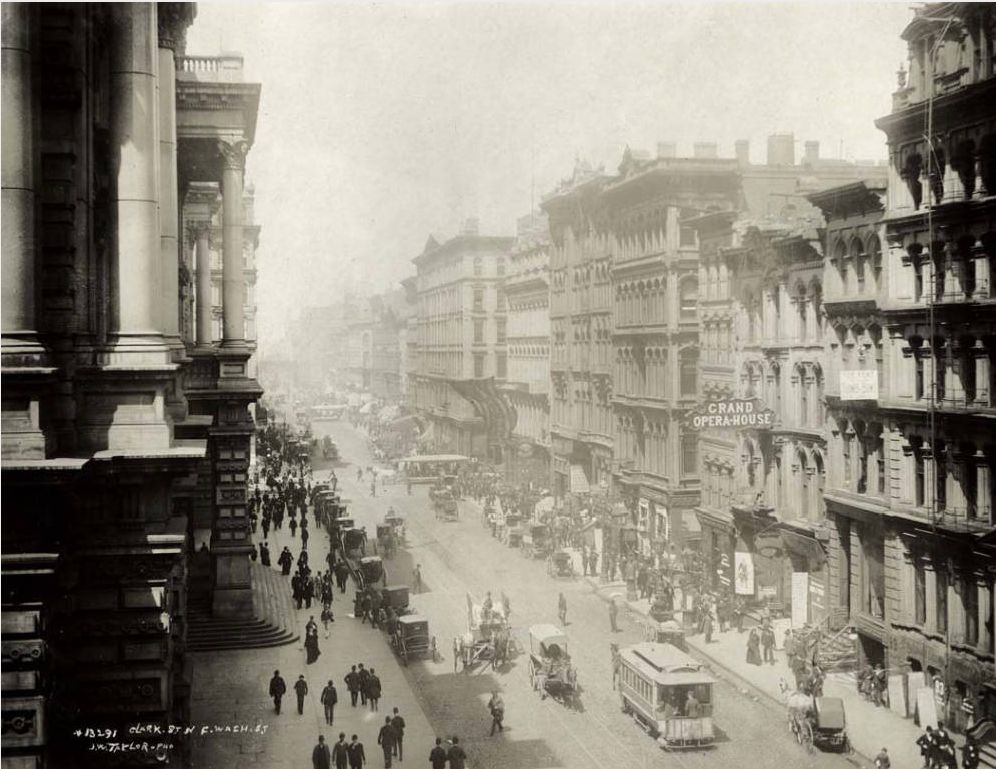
[399,454,469,464]
[619,642,716,686]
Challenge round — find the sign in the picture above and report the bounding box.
[791,572,809,627]
[916,687,938,728]
[888,675,907,717]
[809,577,826,618]
[718,552,732,587]
[840,369,879,400]
[734,551,755,595]
[686,399,775,431]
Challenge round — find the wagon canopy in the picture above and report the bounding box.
[530,624,568,656]
[815,697,845,730]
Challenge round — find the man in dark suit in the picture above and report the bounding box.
[347,734,366,769]
[390,707,406,760]
[345,666,360,707]
[428,738,447,769]
[312,735,331,769]
[269,670,286,714]
[376,716,396,768]
[331,733,349,769]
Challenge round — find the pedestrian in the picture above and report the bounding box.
[377,716,396,768]
[703,609,714,643]
[332,733,349,769]
[269,669,286,714]
[345,666,359,706]
[347,734,366,769]
[321,679,338,725]
[413,564,423,594]
[260,541,271,567]
[875,747,891,769]
[279,546,294,576]
[357,664,370,706]
[390,707,405,761]
[761,623,775,663]
[487,690,504,735]
[558,593,567,626]
[446,737,467,769]
[302,525,310,548]
[313,735,332,769]
[321,605,335,638]
[367,667,381,712]
[428,738,447,769]
[290,517,298,538]
[746,627,762,665]
[295,674,309,715]
[609,597,619,633]
[784,629,796,669]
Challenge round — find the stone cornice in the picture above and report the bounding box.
[158,3,196,53]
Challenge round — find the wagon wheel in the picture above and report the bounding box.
[528,658,536,689]
[431,636,439,663]
[453,639,460,673]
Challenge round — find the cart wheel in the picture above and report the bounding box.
[844,737,853,755]
[453,640,459,673]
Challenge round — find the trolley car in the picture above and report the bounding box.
[618,642,717,750]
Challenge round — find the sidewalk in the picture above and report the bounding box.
[581,577,933,769]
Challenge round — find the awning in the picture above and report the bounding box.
[569,464,590,493]
[781,528,827,568]
[754,530,784,559]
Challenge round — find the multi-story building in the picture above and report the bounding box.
[346,300,375,390]
[1,5,264,765]
[501,212,553,487]
[606,148,741,557]
[205,186,260,351]
[691,143,888,611]
[369,289,411,402]
[543,160,614,497]
[809,2,995,730]
[409,221,515,459]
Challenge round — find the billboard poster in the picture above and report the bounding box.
[717,552,732,587]
[734,551,755,595]
[791,572,809,627]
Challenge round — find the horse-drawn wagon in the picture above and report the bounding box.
[528,624,579,707]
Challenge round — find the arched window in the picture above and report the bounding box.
[834,240,848,295]
[680,348,699,396]
[797,364,809,427]
[851,237,866,292]
[797,449,810,520]
[473,256,483,277]
[867,236,882,294]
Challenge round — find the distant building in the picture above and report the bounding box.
[501,212,553,487]
[408,222,515,460]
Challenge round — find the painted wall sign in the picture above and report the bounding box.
[686,399,774,431]
[839,369,879,400]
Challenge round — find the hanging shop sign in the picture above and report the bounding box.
[734,551,755,595]
[686,399,775,432]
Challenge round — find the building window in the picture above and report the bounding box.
[681,431,698,475]
[473,256,483,277]
[497,258,505,277]
[915,446,926,507]
[875,436,886,495]
[914,560,926,625]
[915,355,925,400]
[496,353,507,379]
[679,279,698,321]
[474,354,485,378]
[936,568,948,634]
[496,318,506,344]
[935,444,947,511]
[842,432,852,486]
[473,289,484,312]
[963,578,979,646]
[474,319,484,344]
[680,350,698,396]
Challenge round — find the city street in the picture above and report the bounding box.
[301,419,858,769]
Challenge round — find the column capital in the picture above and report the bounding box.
[185,219,213,244]
[157,3,196,52]
[218,140,250,172]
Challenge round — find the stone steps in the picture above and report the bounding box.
[186,563,299,652]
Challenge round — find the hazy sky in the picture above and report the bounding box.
[184,1,911,349]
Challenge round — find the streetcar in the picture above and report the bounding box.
[618,642,717,750]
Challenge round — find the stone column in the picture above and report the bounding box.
[158,6,184,352]
[1,3,44,362]
[218,140,249,348]
[194,222,213,346]
[108,3,166,360]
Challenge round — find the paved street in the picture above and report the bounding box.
[297,420,860,769]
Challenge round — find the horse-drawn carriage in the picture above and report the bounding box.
[643,617,686,651]
[355,555,385,590]
[432,489,458,521]
[454,592,512,673]
[384,511,406,546]
[522,523,551,559]
[547,550,575,578]
[339,526,366,559]
[528,624,579,707]
[787,692,851,754]
[374,523,396,558]
[391,615,439,665]
[380,584,411,616]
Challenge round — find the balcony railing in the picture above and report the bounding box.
[176,55,245,83]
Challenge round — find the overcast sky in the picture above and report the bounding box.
[184,1,912,350]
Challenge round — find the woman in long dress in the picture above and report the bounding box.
[305,626,321,664]
[746,627,762,665]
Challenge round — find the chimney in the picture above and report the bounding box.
[693,142,718,159]
[766,133,795,167]
[461,217,479,236]
[657,142,676,159]
[735,140,750,167]
[804,141,820,166]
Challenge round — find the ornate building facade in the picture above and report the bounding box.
[501,212,552,487]
[1,5,264,765]
[408,222,515,460]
